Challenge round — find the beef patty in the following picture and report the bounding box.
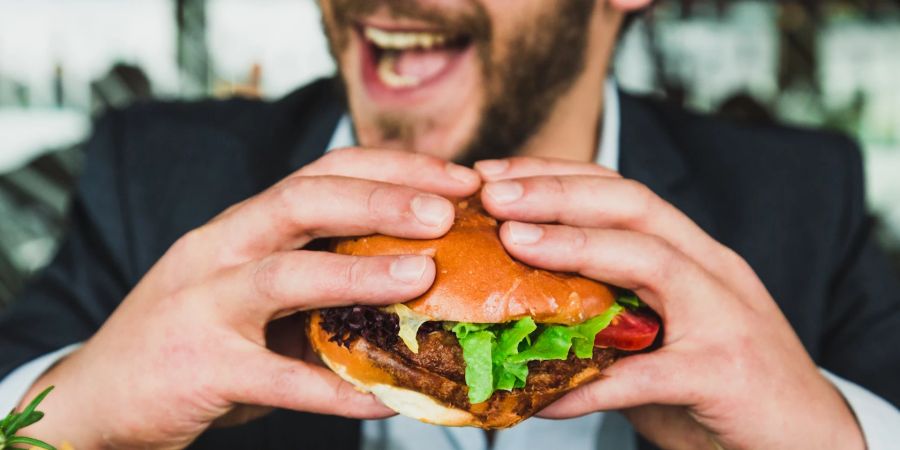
[318,306,621,417]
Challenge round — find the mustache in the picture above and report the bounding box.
[328,0,491,40]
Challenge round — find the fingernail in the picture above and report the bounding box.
[507,222,544,245]
[484,181,524,204]
[475,159,510,177]
[411,194,452,227]
[390,255,428,283]
[445,163,479,185]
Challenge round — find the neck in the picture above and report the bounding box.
[519,6,622,163]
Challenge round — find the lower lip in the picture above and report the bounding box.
[358,29,475,104]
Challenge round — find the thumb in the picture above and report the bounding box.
[623,405,721,450]
[226,351,396,419]
[538,351,693,418]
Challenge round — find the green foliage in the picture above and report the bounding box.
[0,386,56,450]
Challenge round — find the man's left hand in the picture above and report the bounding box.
[475,157,864,450]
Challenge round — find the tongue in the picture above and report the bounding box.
[393,49,454,83]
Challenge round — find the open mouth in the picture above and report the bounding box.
[358,24,474,94]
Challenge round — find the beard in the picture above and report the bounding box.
[321,0,596,164]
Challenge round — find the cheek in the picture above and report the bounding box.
[477,0,542,76]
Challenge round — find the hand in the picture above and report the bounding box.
[475,157,864,450]
[21,148,481,449]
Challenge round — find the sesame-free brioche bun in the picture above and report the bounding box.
[332,196,617,325]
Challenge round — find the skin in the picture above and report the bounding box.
[21,150,481,448]
[21,0,865,449]
[476,158,865,449]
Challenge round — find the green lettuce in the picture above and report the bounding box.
[450,303,625,404]
[618,293,642,309]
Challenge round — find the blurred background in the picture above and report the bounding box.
[0,0,899,306]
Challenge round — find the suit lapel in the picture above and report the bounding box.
[618,92,717,240]
[244,78,345,194]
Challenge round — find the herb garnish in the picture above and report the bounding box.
[0,386,56,450]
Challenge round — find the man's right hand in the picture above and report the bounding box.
[19,148,481,449]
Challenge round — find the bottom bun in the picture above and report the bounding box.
[307,311,619,429]
[320,351,478,427]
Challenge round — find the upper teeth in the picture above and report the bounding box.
[364,26,450,50]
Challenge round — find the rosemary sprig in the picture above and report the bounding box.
[0,386,56,450]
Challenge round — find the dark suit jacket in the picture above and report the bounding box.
[2,78,899,450]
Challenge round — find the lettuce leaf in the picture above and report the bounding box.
[450,304,625,404]
[452,324,495,403]
[493,317,537,391]
[618,293,642,309]
[507,303,624,364]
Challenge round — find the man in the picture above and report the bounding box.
[1,0,898,449]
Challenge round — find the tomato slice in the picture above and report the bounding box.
[595,309,660,351]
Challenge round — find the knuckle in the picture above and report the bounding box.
[570,382,601,410]
[161,289,192,311]
[545,175,568,197]
[275,176,335,234]
[312,255,371,302]
[634,234,679,289]
[169,227,204,257]
[507,156,538,170]
[253,254,288,301]
[365,185,388,218]
[622,179,656,225]
[274,176,308,213]
[569,228,595,271]
[411,150,444,167]
[331,378,359,411]
[364,185,400,227]
[321,146,363,166]
[370,183,418,224]
[266,360,303,400]
[569,227,590,255]
[719,245,753,276]
[338,257,368,295]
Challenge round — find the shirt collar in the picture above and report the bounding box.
[327,79,621,171]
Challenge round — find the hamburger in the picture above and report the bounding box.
[307,195,660,429]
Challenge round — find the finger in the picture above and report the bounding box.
[226,350,396,419]
[537,351,696,417]
[300,147,481,197]
[621,406,721,450]
[482,176,748,289]
[185,176,455,269]
[499,222,728,324]
[474,156,620,182]
[213,251,435,326]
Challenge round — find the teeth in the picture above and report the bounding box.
[377,52,420,88]
[364,26,450,50]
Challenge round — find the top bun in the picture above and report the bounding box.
[332,194,616,324]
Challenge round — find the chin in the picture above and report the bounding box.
[333,12,487,159]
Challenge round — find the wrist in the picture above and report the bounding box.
[17,349,110,449]
[824,378,866,450]
[786,373,867,450]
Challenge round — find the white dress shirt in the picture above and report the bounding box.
[2,80,898,449]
